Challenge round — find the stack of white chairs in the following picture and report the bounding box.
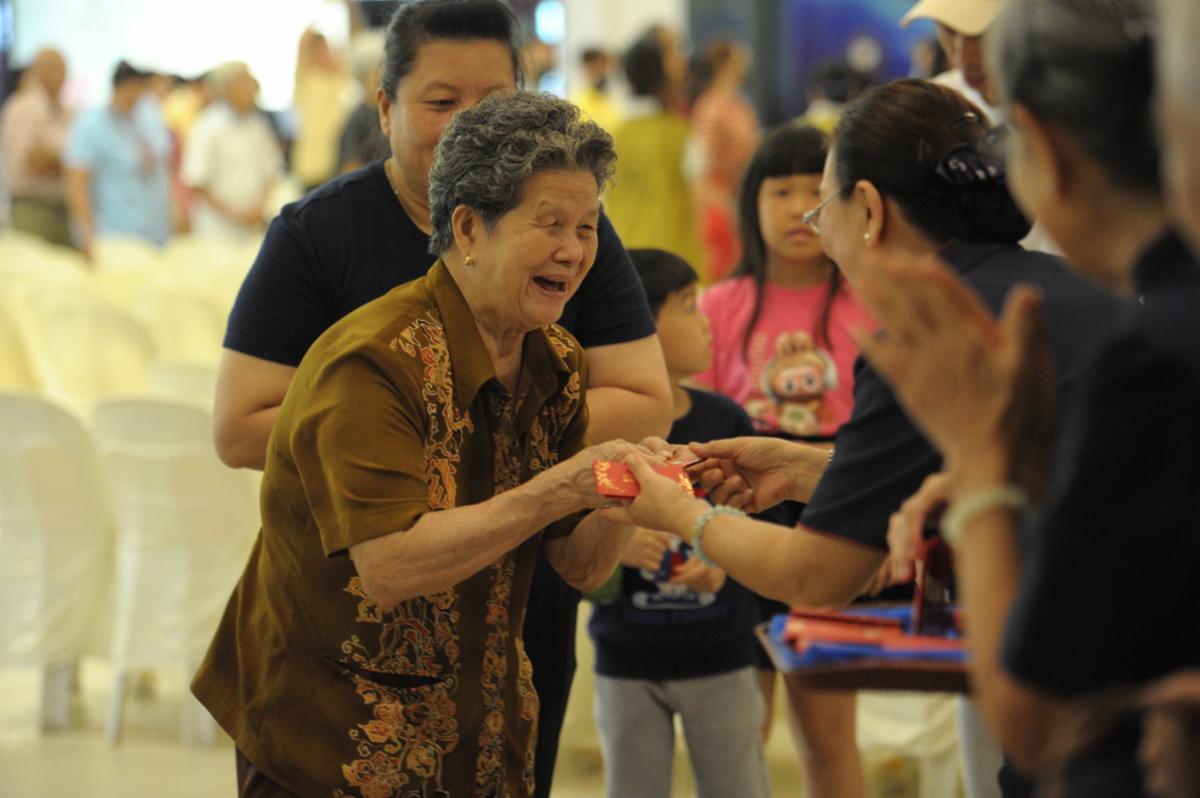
[92,398,258,745]
[0,391,116,731]
[17,287,157,415]
[0,305,40,391]
[857,691,962,797]
[129,285,226,367]
[146,362,219,409]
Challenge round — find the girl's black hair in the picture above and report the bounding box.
[732,124,837,359]
[381,0,524,100]
[628,248,699,317]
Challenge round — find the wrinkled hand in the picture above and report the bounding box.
[636,436,694,462]
[669,557,726,593]
[561,439,656,510]
[620,527,675,571]
[1138,671,1200,798]
[597,454,708,533]
[685,436,807,512]
[853,253,1054,486]
[884,472,952,584]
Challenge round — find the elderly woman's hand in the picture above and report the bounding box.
[853,253,1054,491]
[637,435,694,463]
[598,455,709,536]
[558,439,657,511]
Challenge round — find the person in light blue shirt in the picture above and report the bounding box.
[64,61,172,257]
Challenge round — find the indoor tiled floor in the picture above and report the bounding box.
[0,660,787,798]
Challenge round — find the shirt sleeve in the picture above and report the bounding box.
[222,211,334,366]
[288,345,432,556]
[1,95,35,172]
[63,112,99,169]
[570,211,658,348]
[1002,331,1200,696]
[180,114,215,189]
[799,358,943,550]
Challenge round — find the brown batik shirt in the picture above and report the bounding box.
[192,261,589,798]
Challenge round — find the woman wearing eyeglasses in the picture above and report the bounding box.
[609,78,1121,796]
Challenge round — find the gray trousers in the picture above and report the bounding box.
[594,666,770,798]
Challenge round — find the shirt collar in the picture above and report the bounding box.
[937,239,1014,277]
[427,260,576,410]
[1132,227,1200,295]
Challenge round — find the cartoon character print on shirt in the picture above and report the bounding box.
[744,331,838,436]
[630,536,719,612]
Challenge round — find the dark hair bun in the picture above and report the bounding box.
[934,145,1032,244]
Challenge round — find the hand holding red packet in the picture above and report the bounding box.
[592,460,696,498]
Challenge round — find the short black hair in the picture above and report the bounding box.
[628,248,698,317]
[381,0,523,100]
[622,27,668,99]
[112,60,146,88]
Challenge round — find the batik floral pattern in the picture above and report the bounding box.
[335,317,584,798]
[338,313,471,798]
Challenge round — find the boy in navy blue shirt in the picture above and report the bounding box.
[588,249,770,798]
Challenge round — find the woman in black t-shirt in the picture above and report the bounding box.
[846,1,1200,796]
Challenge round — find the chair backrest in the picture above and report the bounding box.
[147,362,219,409]
[93,237,162,271]
[0,391,115,665]
[0,305,40,391]
[130,286,226,366]
[91,398,258,668]
[22,288,157,412]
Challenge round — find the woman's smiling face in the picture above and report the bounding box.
[464,169,602,333]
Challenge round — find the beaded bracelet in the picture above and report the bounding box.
[691,505,747,567]
[941,485,1029,548]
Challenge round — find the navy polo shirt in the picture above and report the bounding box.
[801,240,1122,550]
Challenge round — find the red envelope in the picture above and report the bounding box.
[593,461,696,498]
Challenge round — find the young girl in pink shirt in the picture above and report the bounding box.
[694,124,872,439]
[692,124,871,798]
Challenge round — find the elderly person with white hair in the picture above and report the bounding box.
[1,47,72,246]
[193,91,648,798]
[181,61,283,241]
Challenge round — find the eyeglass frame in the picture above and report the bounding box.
[801,191,839,235]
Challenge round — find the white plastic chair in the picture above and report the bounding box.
[19,288,156,413]
[129,286,226,366]
[0,306,40,390]
[92,398,258,745]
[857,690,963,798]
[0,391,116,730]
[92,236,163,271]
[147,361,219,409]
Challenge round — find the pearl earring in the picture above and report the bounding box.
[863,233,871,243]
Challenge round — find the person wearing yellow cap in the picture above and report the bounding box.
[901,0,1004,120]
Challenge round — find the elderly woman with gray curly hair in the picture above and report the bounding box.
[192,92,648,798]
